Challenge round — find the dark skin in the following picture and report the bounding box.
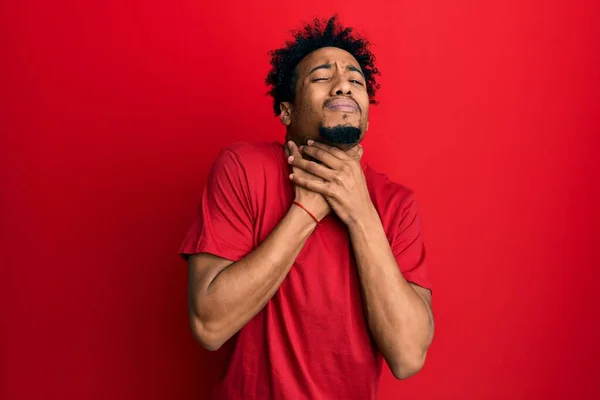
[187,46,433,379]
[285,47,434,378]
[280,46,370,150]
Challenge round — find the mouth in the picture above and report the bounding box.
[325,98,360,113]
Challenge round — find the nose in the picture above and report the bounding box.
[330,75,352,96]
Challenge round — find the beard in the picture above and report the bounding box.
[318,124,362,146]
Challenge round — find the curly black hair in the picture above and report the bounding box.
[265,15,380,116]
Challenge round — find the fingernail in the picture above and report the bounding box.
[287,156,294,163]
[288,141,293,149]
[299,145,304,151]
[307,140,314,145]
[289,173,294,180]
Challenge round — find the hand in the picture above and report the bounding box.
[288,140,376,227]
[285,141,331,223]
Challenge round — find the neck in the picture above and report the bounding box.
[285,131,305,146]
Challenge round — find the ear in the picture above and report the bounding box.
[279,102,293,126]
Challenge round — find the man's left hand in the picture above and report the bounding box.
[288,140,376,227]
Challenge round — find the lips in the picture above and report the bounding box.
[325,98,359,113]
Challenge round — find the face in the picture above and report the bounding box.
[279,47,370,150]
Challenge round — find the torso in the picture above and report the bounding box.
[213,141,410,400]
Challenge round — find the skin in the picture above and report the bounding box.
[288,140,434,379]
[188,46,434,379]
[279,46,370,150]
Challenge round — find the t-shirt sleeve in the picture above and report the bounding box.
[391,193,432,291]
[179,147,254,262]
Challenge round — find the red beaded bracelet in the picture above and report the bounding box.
[293,201,319,225]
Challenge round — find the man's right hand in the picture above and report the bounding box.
[285,141,331,222]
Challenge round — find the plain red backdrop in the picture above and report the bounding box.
[1,0,599,399]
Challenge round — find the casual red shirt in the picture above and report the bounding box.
[179,141,431,400]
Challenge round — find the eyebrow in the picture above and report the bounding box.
[308,63,365,78]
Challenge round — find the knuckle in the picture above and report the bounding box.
[327,185,337,197]
[333,173,344,184]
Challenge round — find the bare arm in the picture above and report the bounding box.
[287,141,434,379]
[188,205,316,351]
[349,210,434,379]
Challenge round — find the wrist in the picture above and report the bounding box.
[347,205,379,232]
[288,202,318,232]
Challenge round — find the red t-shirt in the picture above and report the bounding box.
[180,141,431,400]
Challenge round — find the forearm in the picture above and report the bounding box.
[349,209,434,378]
[191,205,316,348]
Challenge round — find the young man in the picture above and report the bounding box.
[180,15,434,400]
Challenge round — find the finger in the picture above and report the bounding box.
[290,141,305,158]
[288,155,335,181]
[346,144,363,161]
[286,142,324,181]
[307,140,352,161]
[286,141,298,157]
[289,173,333,196]
[301,144,344,169]
[287,142,306,173]
[345,144,359,159]
[292,165,326,183]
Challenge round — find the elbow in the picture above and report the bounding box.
[195,334,224,352]
[389,351,428,380]
[189,313,226,351]
[390,322,435,379]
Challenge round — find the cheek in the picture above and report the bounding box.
[358,93,370,113]
[307,87,326,105]
[300,90,325,116]
[362,105,369,118]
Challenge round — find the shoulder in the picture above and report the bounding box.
[212,141,286,193]
[365,166,416,207]
[364,165,420,226]
[218,141,284,168]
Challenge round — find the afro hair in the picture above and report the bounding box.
[265,15,380,116]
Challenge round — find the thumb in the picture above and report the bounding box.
[357,144,364,160]
[347,144,364,161]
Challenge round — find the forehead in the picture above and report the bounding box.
[296,47,361,75]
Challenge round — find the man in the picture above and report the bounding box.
[180,15,434,400]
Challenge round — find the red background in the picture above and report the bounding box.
[1,1,599,399]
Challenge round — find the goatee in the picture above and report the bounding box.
[319,124,362,146]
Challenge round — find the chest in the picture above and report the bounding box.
[248,162,361,308]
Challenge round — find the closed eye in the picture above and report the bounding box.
[351,79,364,85]
[313,77,330,81]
